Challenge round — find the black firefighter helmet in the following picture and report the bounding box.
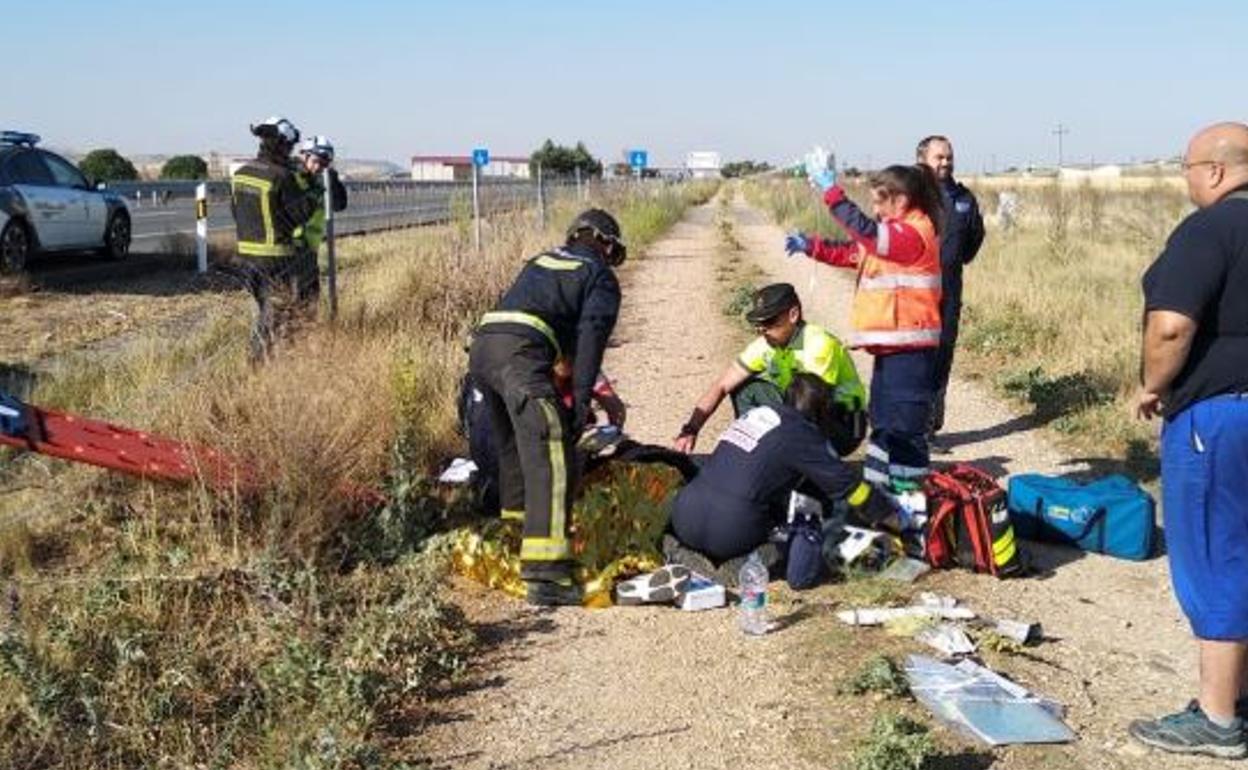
[566,208,627,267]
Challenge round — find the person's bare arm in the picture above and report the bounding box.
[674,362,752,453]
[1136,309,1198,419]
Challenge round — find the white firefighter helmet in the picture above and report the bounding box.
[250,116,301,145]
[300,135,335,163]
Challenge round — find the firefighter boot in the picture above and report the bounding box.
[522,561,582,607]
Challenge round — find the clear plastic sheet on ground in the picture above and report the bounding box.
[904,654,1076,746]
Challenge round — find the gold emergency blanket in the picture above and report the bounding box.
[451,462,683,607]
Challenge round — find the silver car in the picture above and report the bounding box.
[0,131,131,272]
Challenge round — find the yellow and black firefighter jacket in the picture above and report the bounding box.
[230,156,322,259]
[475,242,621,425]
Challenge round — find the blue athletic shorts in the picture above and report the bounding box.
[1162,394,1248,640]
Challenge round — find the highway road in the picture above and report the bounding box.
[116,179,577,251]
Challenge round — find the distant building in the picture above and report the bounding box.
[410,155,531,182]
[1057,164,1122,183]
[685,151,722,179]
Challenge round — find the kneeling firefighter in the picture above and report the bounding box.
[468,209,626,606]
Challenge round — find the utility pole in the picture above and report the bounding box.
[536,163,546,228]
[323,168,338,321]
[1054,124,1070,169]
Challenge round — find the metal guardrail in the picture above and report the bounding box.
[110,177,597,249]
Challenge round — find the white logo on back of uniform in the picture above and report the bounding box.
[720,407,781,453]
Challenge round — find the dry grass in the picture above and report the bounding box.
[0,180,718,769]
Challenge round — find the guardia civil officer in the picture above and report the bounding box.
[291,134,348,305]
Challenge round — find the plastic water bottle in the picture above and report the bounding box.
[738,550,769,636]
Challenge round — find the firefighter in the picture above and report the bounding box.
[230,116,323,362]
[468,209,625,606]
[786,158,944,488]
[459,362,625,518]
[673,282,865,457]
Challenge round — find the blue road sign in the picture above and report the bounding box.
[472,148,490,167]
[629,150,648,170]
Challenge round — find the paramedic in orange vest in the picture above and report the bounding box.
[785,161,944,488]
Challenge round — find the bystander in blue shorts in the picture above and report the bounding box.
[1162,393,1248,640]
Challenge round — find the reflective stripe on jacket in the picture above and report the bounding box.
[476,243,621,416]
[230,157,318,258]
[848,210,942,350]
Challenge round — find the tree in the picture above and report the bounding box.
[530,139,603,178]
[160,154,209,180]
[79,149,138,182]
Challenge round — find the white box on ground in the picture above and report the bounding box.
[679,572,726,611]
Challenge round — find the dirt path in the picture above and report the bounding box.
[416,199,821,770]
[420,191,1217,769]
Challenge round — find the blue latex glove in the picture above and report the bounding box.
[784,232,810,256]
[809,167,838,192]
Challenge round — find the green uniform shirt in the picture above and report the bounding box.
[736,322,865,410]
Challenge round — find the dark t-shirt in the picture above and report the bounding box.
[1142,189,1248,415]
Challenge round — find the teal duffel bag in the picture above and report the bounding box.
[1006,474,1156,561]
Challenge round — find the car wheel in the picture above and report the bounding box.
[103,211,130,260]
[0,219,31,273]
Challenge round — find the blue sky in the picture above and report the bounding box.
[4,0,1244,172]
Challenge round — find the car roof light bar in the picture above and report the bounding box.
[0,131,41,147]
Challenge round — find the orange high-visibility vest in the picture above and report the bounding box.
[848,210,942,350]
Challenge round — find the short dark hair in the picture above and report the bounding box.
[785,372,834,424]
[915,135,951,161]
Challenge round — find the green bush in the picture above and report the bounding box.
[851,713,937,770]
[1001,366,1115,421]
[78,149,138,182]
[840,655,910,697]
[160,154,209,180]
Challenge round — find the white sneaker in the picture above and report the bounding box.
[615,565,692,605]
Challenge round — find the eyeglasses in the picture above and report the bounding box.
[1180,159,1220,171]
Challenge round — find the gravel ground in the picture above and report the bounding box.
[416,199,822,770]
[731,191,1215,769]
[418,192,1221,770]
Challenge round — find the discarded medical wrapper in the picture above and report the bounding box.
[835,525,895,569]
[836,593,975,626]
[915,623,976,656]
[905,654,1075,746]
[679,572,727,612]
[981,617,1043,645]
[880,556,931,583]
[438,457,477,484]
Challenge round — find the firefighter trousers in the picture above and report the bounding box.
[230,250,320,363]
[468,331,575,575]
